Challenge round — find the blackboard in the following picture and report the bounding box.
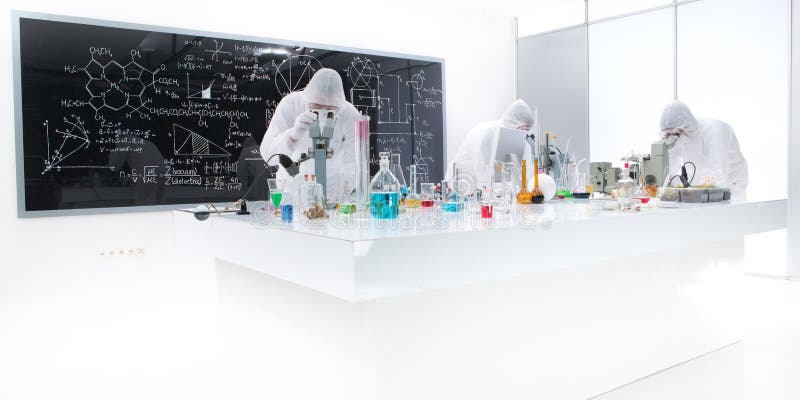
[13,13,446,216]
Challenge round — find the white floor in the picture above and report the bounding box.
[593,276,800,400]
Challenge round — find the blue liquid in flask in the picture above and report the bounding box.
[370,192,400,219]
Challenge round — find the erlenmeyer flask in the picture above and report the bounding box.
[389,153,407,189]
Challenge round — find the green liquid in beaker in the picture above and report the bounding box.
[271,192,283,209]
[338,203,357,215]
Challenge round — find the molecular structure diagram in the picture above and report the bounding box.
[82,53,159,117]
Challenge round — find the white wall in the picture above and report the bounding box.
[0,2,515,399]
[517,0,585,37]
[791,0,800,280]
[588,8,674,164]
[517,27,590,168]
[677,0,789,202]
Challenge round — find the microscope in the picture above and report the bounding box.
[307,109,336,201]
[270,109,337,206]
[642,140,670,188]
[589,140,671,194]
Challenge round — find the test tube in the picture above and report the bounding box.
[354,114,370,213]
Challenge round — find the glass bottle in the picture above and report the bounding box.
[298,174,312,207]
[516,160,532,205]
[616,163,636,211]
[370,152,400,219]
[531,159,544,204]
[302,175,328,220]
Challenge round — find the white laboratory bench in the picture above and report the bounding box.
[174,199,785,302]
[173,199,786,400]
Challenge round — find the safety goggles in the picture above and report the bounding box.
[660,128,686,140]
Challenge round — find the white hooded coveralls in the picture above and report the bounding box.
[659,101,748,198]
[445,100,536,185]
[260,68,359,202]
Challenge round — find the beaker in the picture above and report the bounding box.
[268,178,284,214]
[420,183,435,208]
[405,165,421,208]
[280,191,294,224]
[573,173,591,195]
[481,186,494,219]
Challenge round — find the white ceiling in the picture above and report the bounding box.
[410,0,581,18]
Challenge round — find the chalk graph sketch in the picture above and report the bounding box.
[274,55,323,96]
[377,74,415,125]
[82,52,158,116]
[186,73,216,100]
[42,116,107,174]
[204,40,231,62]
[413,155,431,183]
[173,123,230,157]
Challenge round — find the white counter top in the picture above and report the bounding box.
[175,199,786,301]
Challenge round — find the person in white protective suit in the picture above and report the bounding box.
[260,68,359,202]
[659,100,748,199]
[445,99,536,186]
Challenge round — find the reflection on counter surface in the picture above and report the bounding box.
[185,197,777,243]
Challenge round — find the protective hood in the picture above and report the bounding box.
[501,99,535,129]
[659,100,699,134]
[301,68,347,109]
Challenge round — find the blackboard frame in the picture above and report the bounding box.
[12,10,447,218]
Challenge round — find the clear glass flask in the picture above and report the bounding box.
[531,159,544,204]
[516,160,532,205]
[389,153,407,190]
[370,152,401,219]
